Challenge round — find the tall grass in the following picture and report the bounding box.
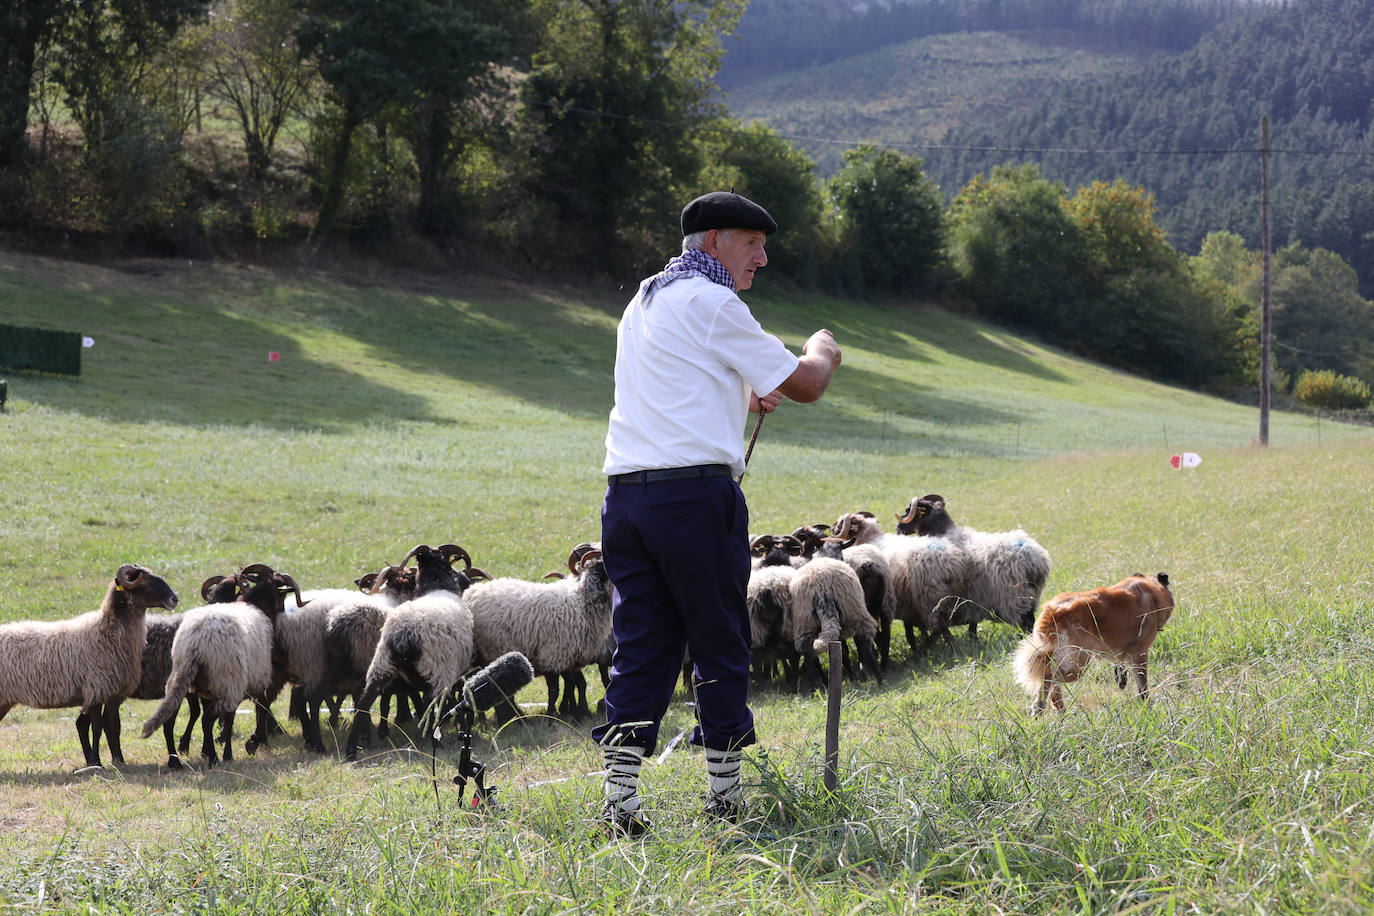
[1,250,1371,912]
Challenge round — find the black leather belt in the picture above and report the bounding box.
[609,463,732,484]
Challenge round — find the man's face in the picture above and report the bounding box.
[708,228,768,290]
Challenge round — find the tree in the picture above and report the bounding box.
[696,122,825,282]
[184,0,319,182]
[946,163,1087,331]
[520,0,746,271]
[296,0,511,238]
[827,145,944,294]
[0,0,63,171]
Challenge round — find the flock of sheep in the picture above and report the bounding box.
[0,493,1054,771]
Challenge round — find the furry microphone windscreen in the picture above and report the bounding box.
[463,651,535,711]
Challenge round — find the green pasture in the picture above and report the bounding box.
[1,249,1371,913]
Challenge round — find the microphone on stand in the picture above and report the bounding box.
[444,652,535,809]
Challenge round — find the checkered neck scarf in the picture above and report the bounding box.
[639,248,735,301]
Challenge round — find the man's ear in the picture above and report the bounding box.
[702,228,722,255]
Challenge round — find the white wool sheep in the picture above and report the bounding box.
[133,574,237,770]
[896,494,1051,634]
[0,564,178,769]
[344,545,476,760]
[834,512,969,654]
[464,547,613,721]
[793,525,897,669]
[140,564,303,767]
[788,556,881,693]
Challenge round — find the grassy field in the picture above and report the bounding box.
[724,30,1147,177]
[1,249,1372,913]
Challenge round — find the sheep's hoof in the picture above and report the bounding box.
[167,756,183,771]
[244,736,261,756]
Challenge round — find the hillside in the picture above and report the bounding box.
[3,251,1374,911]
[724,29,1150,178]
[927,0,1374,294]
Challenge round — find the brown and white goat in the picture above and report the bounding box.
[1013,573,1175,715]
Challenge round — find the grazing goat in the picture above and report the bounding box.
[1013,573,1175,715]
[0,564,178,768]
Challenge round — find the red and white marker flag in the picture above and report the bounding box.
[1169,452,1201,469]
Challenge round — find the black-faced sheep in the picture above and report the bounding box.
[834,512,968,655]
[896,494,1051,634]
[0,564,179,768]
[745,536,801,687]
[132,574,237,770]
[788,554,882,694]
[140,564,304,767]
[465,546,613,721]
[344,544,476,761]
[792,524,895,669]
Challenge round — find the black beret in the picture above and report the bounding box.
[681,191,777,236]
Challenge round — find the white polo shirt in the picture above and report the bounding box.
[604,276,799,478]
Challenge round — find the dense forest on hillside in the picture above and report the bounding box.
[1,0,1371,408]
[718,0,1250,86]
[926,0,1374,298]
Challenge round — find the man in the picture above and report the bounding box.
[593,190,842,835]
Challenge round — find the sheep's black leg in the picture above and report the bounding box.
[877,618,892,670]
[345,682,382,760]
[298,684,328,753]
[390,691,411,725]
[200,709,219,766]
[289,685,306,722]
[101,700,125,766]
[76,706,102,768]
[178,696,200,755]
[856,636,883,684]
[903,621,924,657]
[544,673,560,716]
[571,669,590,719]
[161,719,183,770]
[220,711,236,763]
[245,696,273,755]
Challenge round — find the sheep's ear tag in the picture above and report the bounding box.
[432,728,441,741]
[115,585,124,591]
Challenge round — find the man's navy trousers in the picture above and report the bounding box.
[591,467,756,755]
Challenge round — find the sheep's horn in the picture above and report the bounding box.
[398,546,425,568]
[812,523,831,533]
[239,563,275,581]
[897,498,920,525]
[116,564,143,588]
[833,515,853,539]
[544,571,565,580]
[749,534,774,555]
[857,510,876,519]
[466,566,491,581]
[437,544,473,572]
[781,535,804,555]
[278,573,306,606]
[578,549,603,570]
[201,575,229,600]
[355,572,378,592]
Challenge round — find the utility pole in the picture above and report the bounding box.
[1260,115,1272,446]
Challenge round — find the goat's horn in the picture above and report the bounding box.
[897,498,920,525]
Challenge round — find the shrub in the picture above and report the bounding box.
[1293,369,1372,410]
